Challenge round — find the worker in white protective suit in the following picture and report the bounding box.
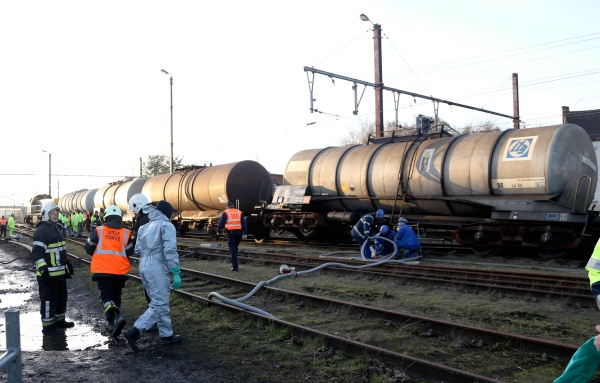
[123,201,182,351]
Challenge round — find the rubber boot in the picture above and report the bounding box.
[106,320,115,333]
[112,313,126,338]
[42,323,65,335]
[161,334,182,345]
[124,327,140,352]
[55,319,75,329]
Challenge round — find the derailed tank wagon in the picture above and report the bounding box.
[55,161,275,239]
[42,124,600,258]
[261,123,599,258]
[141,160,273,237]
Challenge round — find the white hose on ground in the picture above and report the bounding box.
[207,237,421,319]
[360,235,399,261]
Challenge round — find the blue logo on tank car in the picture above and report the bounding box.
[506,138,534,159]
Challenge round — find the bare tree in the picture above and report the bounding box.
[141,155,184,177]
[339,120,416,145]
[460,120,501,134]
[339,120,375,145]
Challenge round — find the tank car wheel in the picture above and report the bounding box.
[536,248,569,259]
[272,228,286,236]
[472,246,499,257]
[299,227,316,237]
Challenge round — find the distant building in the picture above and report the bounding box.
[562,106,600,140]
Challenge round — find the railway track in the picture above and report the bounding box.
[177,242,594,307]
[15,225,589,381]
[16,225,591,305]
[54,246,576,382]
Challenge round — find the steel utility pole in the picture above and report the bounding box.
[161,69,174,173]
[512,73,520,129]
[361,14,384,138]
[373,23,383,137]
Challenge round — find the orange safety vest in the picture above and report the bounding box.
[0,219,5,226]
[224,208,242,231]
[90,226,132,275]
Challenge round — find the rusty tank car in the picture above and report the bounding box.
[262,123,598,259]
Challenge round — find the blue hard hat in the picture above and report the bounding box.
[398,217,408,224]
[376,209,384,218]
[380,225,389,233]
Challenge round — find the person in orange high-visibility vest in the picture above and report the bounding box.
[84,205,134,338]
[0,216,6,238]
[217,200,247,272]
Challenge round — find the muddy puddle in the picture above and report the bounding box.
[0,240,109,351]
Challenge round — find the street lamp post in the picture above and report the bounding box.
[42,150,51,196]
[161,69,174,174]
[360,14,384,138]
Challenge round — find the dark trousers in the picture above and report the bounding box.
[38,279,68,324]
[96,277,126,319]
[0,225,6,238]
[228,230,243,270]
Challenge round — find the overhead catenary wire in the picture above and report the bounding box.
[389,32,600,76]
[306,22,600,131]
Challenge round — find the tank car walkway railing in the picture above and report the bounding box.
[0,308,22,383]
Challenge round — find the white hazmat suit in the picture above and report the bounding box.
[133,207,179,337]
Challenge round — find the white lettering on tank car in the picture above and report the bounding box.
[491,177,545,189]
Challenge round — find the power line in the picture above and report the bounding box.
[389,32,600,76]
[0,173,132,178]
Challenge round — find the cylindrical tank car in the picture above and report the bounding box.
[262,123,598,258]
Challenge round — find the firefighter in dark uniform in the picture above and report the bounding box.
[32,201,74,334]
[351,209,384,256]
[217,200,247,272]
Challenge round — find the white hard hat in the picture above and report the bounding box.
[128,193,150,214]
[41,201,60,221]
[104,205,122,218]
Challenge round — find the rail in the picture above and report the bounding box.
[0,309,22,383]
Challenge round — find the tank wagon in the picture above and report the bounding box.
[56,161,274,238]
[140,160,273,236]
[261,123,599,259]
[25,194,54,225]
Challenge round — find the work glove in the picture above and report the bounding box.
[170,266,181,290]
[67,261,74,277]
[37,265,51,283]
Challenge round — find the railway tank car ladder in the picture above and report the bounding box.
[392,133,424,220]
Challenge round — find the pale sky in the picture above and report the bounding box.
[1,0,599,206]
